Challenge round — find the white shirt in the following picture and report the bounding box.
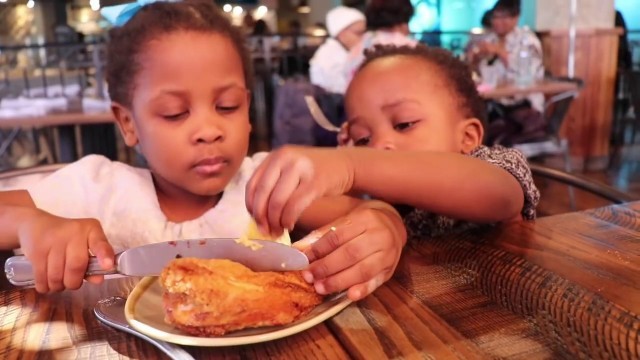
[309,38,350,94]
[26,153,270,251]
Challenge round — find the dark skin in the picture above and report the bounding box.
[0,31,407,301]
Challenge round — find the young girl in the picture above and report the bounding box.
[0,1,406,302]
[247,44,540,261]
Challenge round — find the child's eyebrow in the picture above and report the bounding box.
[155,89,188,98]
[211,83,248,95]
[381,98,420,111]
[150,83,247,101]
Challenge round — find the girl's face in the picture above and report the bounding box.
[115,31,250,200]
[345,56,481,153]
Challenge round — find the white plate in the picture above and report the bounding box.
[124,277,352,346]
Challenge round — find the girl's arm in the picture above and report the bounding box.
[340,148,525,223]
[0,190,37,249]
[0,189,114,293]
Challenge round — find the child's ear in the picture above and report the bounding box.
[111,102,138,147]
[458,118,484,154]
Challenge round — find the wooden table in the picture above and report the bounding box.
[1,202,638,359]
[480,79,579,100]
[0,110,115,163]
[0,112,114,129]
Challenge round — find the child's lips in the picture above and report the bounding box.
[193,157,228,175]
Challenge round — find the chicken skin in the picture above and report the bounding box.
[160,258,323,336]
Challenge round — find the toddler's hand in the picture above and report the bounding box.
[293,206,406,301]
[17,209,114,293]
[246,146,354,236]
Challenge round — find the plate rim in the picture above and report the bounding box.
[124,276,352,347]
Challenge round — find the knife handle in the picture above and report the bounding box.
[4,255,117,287]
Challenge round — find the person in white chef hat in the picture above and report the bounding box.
[309,6,366,95]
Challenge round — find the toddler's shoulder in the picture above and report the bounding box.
[471,145,539,220]
[472,145,528,162]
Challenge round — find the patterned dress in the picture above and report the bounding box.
[399,146,540,240]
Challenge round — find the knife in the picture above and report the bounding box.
[4,238,309,287]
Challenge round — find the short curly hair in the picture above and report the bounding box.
[105,0,252,108]
[358,44,487,127]
[365,0,414,31]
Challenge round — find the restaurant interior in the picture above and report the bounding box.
[0,0,638,359]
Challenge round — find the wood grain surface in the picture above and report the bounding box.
[1,202,638,359]
[539,28,622,170]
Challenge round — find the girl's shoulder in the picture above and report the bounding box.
[26,155,157,224]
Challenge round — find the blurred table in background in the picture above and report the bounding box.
[479,79,580,100]
[0,98,116,166]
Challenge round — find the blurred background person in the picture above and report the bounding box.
[242,13,256,35]
[253,19,271,36]
[468,0,546,145]
[464,9,493,69]
[309,6,366,95]
[345,0,417,83]
[467,0,543,112]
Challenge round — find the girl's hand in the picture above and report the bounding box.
[17,209,115,293]
[293,205,406,301]
[246,146,355,236]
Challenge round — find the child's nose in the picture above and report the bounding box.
[371,138,396,150]
[192,115,224,144]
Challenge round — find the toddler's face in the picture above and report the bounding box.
[345,56,469,153]
[120,31,250,198]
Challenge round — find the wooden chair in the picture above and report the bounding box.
[531,163,634,204]
[512,77,584,173]
[531,163,635,216]
[618,70,640,144]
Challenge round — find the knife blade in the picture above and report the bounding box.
[5,238,309,287]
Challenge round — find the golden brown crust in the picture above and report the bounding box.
[160,258,323,336]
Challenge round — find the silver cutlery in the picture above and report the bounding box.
[94,296,195,360]
[6,238,309,287]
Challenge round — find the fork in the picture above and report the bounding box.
[94,296,194,360]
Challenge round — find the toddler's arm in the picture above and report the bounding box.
[342,147,528,223]
[246,146,530,236]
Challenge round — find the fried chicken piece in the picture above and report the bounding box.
[160,258,323,336]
